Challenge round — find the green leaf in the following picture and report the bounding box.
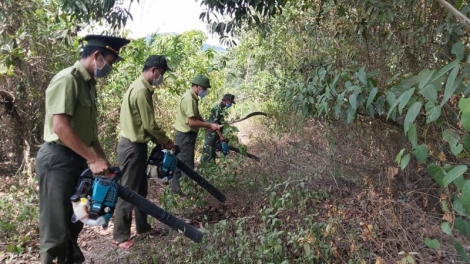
[303,243,311,256]
[440,63,460,107]
[358,67,367,85]
[419,84,437,102]
[349,94,358,110]
[431,60,460,83]
[443,165,468,188]
[453,196,468,216]
[454,242,468,261]
[336,92,345,108]
[442,200,451,213]
[367,71,380,78]
[6,244,16,252]
[398,88,415,115]
[376,96,385,115]
[424,238,440,249]
[441,222,452,235]
[451,41,464,60]
[400,154,410,170]
[455,217,470,237]
[460,180,470,215]
[367,104,375,117]
[387,88,415,119]
[345,105,356,124]
[459,97,470,113]
[404,102,422,134]
[442,129,463,155]
[406,95,419,109]
[405,255,415,264]
[396,148,405,164]
[463,133,470,151]
[443,129,459,145]
[366,87,378,108]
[337,5,346,16]
[412,144,428,163]
[349,85,362,94]
[426,105,441,124]
[451,144,464,156]
[461,112,470,132]
[408,123,418,147]
[427,164,445,187]
[444,164,454,172]
[386,91,396,106]
[454,175,465,191]
[418,69,435,89]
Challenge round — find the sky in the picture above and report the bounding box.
[81,0,221,46]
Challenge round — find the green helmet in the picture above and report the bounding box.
[190,74,211,88]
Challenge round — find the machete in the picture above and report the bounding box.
[228,111,267,125]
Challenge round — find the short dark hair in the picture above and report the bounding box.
[80,46,115,59]
[142,65,153,72]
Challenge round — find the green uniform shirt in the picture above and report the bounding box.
[119,76,170,144]
[43,61,98,147]
[207,103,226,124]
[174,89,200,133]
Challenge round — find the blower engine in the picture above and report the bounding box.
[70,167,120,228]
[146,145,179,183]
[216,140,230,155]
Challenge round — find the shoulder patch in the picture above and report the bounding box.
[70,68,82,81]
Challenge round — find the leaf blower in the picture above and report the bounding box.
[146,145,226,202]
[215,139,261,162]
[70,166,203,243]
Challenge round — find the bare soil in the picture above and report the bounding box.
[0,117,466,263]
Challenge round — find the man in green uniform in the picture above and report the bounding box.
[172,74,222,195]
[112,55,175,249]
[199,94,236,164]
[35,35,130,264]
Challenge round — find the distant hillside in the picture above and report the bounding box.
[146,32,226,52]
[202,43,226,52]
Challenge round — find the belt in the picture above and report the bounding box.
[45,141,81,157]
[176,130,198,136]
[120,137,148,146]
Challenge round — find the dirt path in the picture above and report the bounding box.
[79,181,169,264]
[79,119,263,263]
[2,117,460,263]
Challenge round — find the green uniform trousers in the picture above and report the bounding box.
[171,131,197,193]
[36,142,87,264]
[199,131,219,164]
[113,137,151,242]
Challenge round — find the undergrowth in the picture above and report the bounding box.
[0,175,39,259]
[0,116,465,264]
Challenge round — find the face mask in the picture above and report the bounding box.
[152,72,164,87]
[94,55,112,78]
[225,103,232,109]
[198,89,208,98]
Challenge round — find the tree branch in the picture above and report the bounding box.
[435,0,470,31]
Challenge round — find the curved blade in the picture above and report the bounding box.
[228,111,267,125]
